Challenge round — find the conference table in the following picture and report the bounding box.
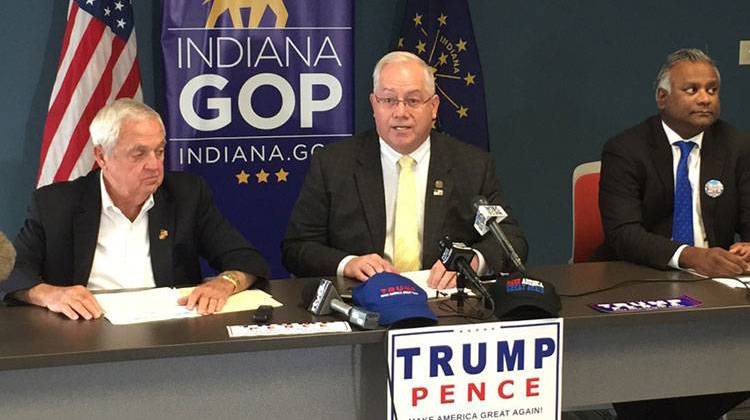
[1,262,749,419]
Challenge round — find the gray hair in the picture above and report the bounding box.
[372,51,435,96]
[654,48,720,95]
[89,98,164,155]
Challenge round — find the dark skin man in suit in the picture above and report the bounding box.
[599,48,750,420]
[600,50,750,277]
[657,59,750,275]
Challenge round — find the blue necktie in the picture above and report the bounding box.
[672,141,696,246]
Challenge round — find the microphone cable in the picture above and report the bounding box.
[433,293,495,321]
[556,276,750,299]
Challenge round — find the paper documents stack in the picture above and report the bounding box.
[95,287,282,325]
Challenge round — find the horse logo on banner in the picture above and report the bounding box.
[204,0,288,28]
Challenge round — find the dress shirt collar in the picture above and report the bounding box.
[99,172,155,221]
[378,136,431,166]
[661,120,704,149]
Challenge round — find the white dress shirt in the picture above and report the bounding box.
[336,137,487,276]
[662,121,708,269]
[87,173,156,290]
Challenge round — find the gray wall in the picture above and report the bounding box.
[1,1,748,267]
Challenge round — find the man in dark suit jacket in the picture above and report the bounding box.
[0,99,269,320]
[599,48,750,277]
[282,51,526,288]
[600,116,750,271]
[598,48,750,420]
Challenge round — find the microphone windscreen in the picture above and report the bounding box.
[0,232,16,281]
[472,195,489,212]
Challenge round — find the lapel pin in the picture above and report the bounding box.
[159,229,169,240]
[433,180,444,196]
[704,179,724,198]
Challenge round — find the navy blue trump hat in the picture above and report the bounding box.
[352,272,437,328]
[492,273,561,321]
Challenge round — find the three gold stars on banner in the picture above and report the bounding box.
[235,168,289,185]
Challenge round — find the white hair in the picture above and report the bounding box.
[89,98,164,155]
[372,51,435,95]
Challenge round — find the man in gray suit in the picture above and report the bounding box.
[282,51,526,288]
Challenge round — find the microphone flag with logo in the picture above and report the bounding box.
[161,0,354,277]
[301,279,380,330]
[395,0,489,151]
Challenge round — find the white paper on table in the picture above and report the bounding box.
[95,287,198,325]
[399,270,475,299]
[676,268,750,289]
[713,276,750,289]
[95,287,283,325]
[227,321,352,338]
[177,287,282,313]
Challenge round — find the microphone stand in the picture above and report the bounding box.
[451,271,470,313]
[472,196,527,275]
[439,237,492,314]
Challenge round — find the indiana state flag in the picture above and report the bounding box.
[397,0,489,151]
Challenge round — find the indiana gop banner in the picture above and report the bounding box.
[387,319,563,420]
[161,0,353,277]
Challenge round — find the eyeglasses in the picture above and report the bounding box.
[373,94,433,109]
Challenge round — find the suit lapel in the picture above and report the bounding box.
[423,133,452,266]
[649,118,676,203]
[148,186,175,287]
[354,132,387,253]
[72,172,102,284]
[698,126,725,246]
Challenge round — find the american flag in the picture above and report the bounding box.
[37,0,141,187]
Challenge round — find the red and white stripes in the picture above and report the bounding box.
[37,0,141,187]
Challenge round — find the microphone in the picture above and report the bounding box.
[301,279,380,330]
[472,196,527,274]
[0,232,16,281]
[470,199,561,320]
[439,237,493,308]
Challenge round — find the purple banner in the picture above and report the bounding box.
[161,0,354,277]
[590,295,702,313]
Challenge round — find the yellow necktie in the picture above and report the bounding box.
[393,156,420,272]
